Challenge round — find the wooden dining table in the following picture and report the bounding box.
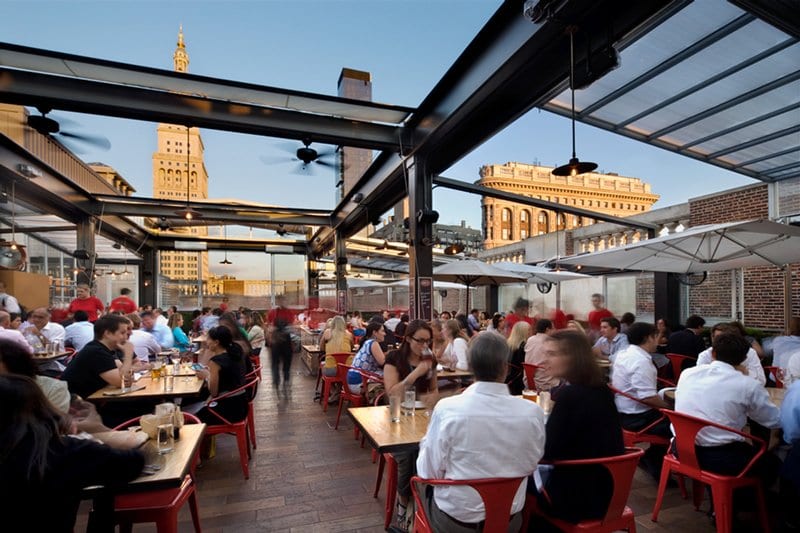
[32,350,71,361]
[84,423,206,532]
[437,367,474,380]
[87,375,205,402]
[348,405,431,454]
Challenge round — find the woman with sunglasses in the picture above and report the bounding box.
[383,319,439,531]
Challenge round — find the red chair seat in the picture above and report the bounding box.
[115,474,201,533]
[319,352,351,412]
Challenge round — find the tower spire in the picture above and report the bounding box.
[173,25,189,73]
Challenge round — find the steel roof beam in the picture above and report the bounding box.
[578,13,755,118]
[763,161,800,176]
[705,124,800,159]
[733,145,800,168]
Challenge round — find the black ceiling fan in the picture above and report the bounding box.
[260,137,337,174]
[27,107,111,152]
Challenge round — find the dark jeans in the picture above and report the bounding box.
[271,341,292,387]
[620,409,670,477]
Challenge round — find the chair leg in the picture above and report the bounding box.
[691,480,705,510]
[189,487,202,532]
[334,394,346,430]
[155,511,179,533]
[247,404,257,449]
[321,379,330,412]
[754,485,771,533]
[710,486,733,533]
[384,454,398,530]
[372,448,378,464]
[650,463,672,522]
[235,427,250,480]
[677,474,688,499]
[374,453,386,498]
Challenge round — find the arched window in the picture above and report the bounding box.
[501,208,513,240]
[557,213,566,230]
[537,211,549,235]
[519,210,531,240]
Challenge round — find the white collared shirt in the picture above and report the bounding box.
[593,333,629,363]
[41,322,66,343]
[130,330,162,363]
[612,344,657,414]
[675,360,780,446]
[0,327,33,354]
[786,351,800,387]
[64,320,94,353]
[416,381,545,524]
[697,347,765,386]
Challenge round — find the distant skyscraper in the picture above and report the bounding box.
[153,27,209,282]
[337,68,373,200]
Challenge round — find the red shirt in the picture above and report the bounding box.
[267,307,295,326]
[588,308,614,331]
[505,313,534,335]
[68,297,105,322]
[550,309,568,330]
[109,295,137,314]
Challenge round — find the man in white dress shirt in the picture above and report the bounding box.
[696,323,765,386]
[675,333,780,488]
[125,313,161,363]
[64,310,95,353]
[23,307,66,350]
[416,332,545,532]
[592,317,629,363]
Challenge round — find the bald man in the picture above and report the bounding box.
[0,310,32,354]
[24,307,66,351]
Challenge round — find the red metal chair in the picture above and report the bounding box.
[764,366,784,388]
[319,352,352,412]
[334,363,381,431]
[522,362,542,390]
[665,353,697,384]
[244,367,261,450]
[410,476,527,533]
[376,452,399,530]
[652,409,771,533]
[523,448,644,533]
[204,377,260,479]
[112,413,203,533]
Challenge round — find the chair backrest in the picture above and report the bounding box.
[327,352,354,365]
[545,447,643,523]
[337,363,379,398]
[661,409,766,478]
[764,366,783,388]
[522,363,540,389]
[666,353,696,382]
[410,476,526,532]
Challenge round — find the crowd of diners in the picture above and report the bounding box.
[1,275,799,531]
[314,294,799,531]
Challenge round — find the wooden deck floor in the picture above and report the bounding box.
[75,354,743,532]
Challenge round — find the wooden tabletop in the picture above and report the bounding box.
[302,344,323,354]
[32,350,70,361]
[348,405,430,454]
[87,375,205,401]
[437,368,474,380]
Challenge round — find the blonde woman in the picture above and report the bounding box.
[430,319,447,360]
[440,319,469,371]
[507,321,531,394]
[247,311,266,354]
[321,315,353,355]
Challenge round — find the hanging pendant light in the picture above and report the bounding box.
[220,225,232,265]
[552,26,598,177]
[176,125,203,220]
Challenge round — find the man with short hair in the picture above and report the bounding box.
[467,309,480,332]
[524,318,559,390]
[417,331,545,531]
[23,307,66,351]
[125,313,161,363]
[505,297,534,335]
[62,315,135,399]
[587,293,613,334]
[675,333,780,487]
[200,307,221,332]
[385,312,402,333]
[696,323,765,385]
[64,310,94,352]
[612,322,670,479]
[0,310,32,353]
[109,288,137,314]
[140,311,174,349]
[666,315,707,357]
[0,281,21,314]
[592,317,629,363]
[153,308,169,327]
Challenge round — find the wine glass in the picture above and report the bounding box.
[170,350,181,376]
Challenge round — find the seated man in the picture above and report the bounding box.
[592,317,629,363]
[675,333,780,489]
[666,315,707,357]
[140,311,174,350]
[125,313,161,363]
[696,323,765,386]
[524,318,559,391]
[611,322,670,479]
[416,332,545,532]
[62,315,134,400]
[0,310,32,353]
[23,307,66,351]
[64,310,94,353]
[781,380,800,527]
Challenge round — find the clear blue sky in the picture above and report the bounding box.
[1,1,754,277]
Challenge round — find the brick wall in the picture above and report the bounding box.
[689,271,731,319]
[636,275,654,315]
[689,184,769,226]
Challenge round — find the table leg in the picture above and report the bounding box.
[87,491,114,533]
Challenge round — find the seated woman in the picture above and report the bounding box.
[321,315,353,355]
[506,321,530,395]
[532,330,624,524]
[194,326,249,425]
[219,313,254,375]
[0,338,71,413]
[246,311,266,356]
[0,374,144,532]
[383,320,439,531]
[168,313,192,352]
[440,319,469,371]
[347,322,386,394]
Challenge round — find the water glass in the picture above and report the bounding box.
[403,389,416,416]
[388,394,401,423]
[157,423,174,454]
[121,369,133,393]
[164,374,174,393]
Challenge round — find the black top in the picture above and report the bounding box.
[541,384,625,523]
[203,349,248,424]
[666,329,706,357]
[385,350,434,394]
[507,342,525,395]
[61,340,118,399]
[0,434,144,533]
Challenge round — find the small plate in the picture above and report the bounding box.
[401,400,426,409]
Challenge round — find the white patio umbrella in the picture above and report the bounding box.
[385,279,470,290]
[432,259,526,309]
[492,261,590,283]
[558,220,800,273]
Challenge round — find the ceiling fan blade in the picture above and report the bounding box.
[58,131,111,151]
[314,159,335,168]
[275,140,299,154]
[315,148,337,158]
[50,113,81,128]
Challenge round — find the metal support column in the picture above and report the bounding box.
[654,272,681,328]
[307,256,320,310]
[335,231,348,313]
[140,248,157,307]
[408,156,434,320]
[75,218,95,286]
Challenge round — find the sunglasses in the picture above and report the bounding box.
[409,336,432,345]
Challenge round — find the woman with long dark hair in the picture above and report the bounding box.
[0,374,144,532]
[532,330,624,524]
[195,326,249,425]
[347,322,386,393]
[383,319,439,531]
